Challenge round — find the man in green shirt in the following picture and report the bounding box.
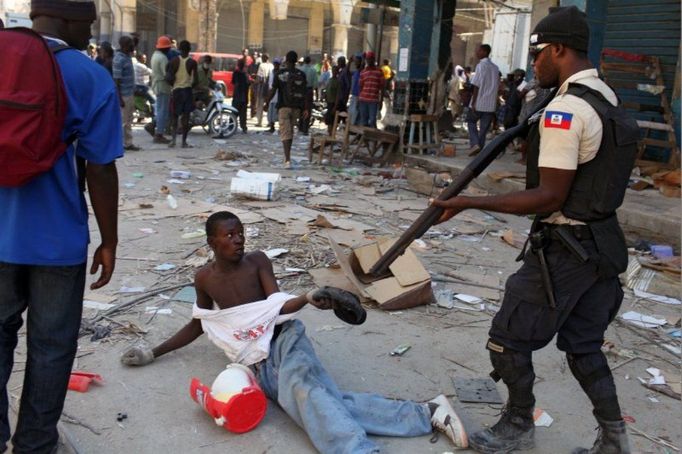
[194,55,216,107]
[149,35,172,143]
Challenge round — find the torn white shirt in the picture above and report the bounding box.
[192,292,298,366]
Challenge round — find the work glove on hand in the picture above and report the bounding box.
[307,286,366,325]
[120,344,154,366]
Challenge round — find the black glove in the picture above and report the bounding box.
[308,286,366,325]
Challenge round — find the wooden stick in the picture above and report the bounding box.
[91,282,192,323]
[629,425,679,451]
[640,381,681,401]
[61,412,102,436]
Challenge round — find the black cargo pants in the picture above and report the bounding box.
[489,233,623,354]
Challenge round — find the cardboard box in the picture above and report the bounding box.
[321,235,434,310]
[230,170,281,201]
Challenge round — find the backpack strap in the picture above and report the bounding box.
[47,41,85,191]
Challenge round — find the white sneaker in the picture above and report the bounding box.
[429,394,468,448]
[284,161,292,169]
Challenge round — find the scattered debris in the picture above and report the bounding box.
[181,229,206,240]
[145,307,173,315]
[170,170,191,179]
[501,229,527,249]
[634,289,681,305]
[214,149,246,161]
[230,170,281,201]
[68,371,103,393]
[153,263,176,271]
[389,344,411,356]
[621,311,667,329]
[83,300,116,311]
[533,408,554,427]
[166,194,178,209]
[435,288,454,309]
[118,286,146,294]
[265,248,289,259]
[172,286,197,304]
[83,293,117,311]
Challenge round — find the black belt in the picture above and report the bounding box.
[543,223,593,240]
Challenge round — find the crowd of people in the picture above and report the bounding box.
[447,44,553,164]
[1,2,637,454]
[86,36,396,161]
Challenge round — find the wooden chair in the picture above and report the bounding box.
[349,128,401,165]
[341,114,367,160]
[401,114,441,155]
[308,110,346,165]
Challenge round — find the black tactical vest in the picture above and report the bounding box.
[526,83,639,222]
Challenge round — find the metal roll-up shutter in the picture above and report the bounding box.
[602,0,680,161]
[263,7,309,59]
[216,4,247,53]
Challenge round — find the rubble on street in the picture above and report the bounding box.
[7,124,681,453]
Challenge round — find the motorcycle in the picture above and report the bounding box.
[310,100,326,127]
[133,90,154,123]
[190,88,239,138]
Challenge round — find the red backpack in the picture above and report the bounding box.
[0,27,72,187]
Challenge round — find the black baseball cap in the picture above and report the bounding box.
[530,6,589,53]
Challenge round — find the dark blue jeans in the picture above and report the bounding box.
[0,263,85,453]
[467,110,495,148]
[358,101,379,128]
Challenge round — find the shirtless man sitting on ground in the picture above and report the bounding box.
[121,211,467,452]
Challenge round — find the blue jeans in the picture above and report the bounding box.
[358,101,379,128]
[267,102,278,125]
[467,110,495,148]
[257,320,431,454]
[0,263,86,453]
[349,96,359,125]
[155,92,171,136]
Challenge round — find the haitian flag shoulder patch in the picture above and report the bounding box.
[544,111,573,130]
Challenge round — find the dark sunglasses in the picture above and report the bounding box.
[528,43,552,61]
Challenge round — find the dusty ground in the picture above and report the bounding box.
[7,117,681,454]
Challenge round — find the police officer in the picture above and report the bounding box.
[431,6,637,454]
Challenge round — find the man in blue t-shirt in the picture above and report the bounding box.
[0,1,122,452]
[349,52,364,125]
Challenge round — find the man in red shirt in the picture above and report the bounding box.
[358,51,384,128]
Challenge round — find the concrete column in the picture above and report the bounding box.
[365,2,376,52]
[388,29,399,57]
[197,0,218,52]
[331,0,354,57]
[530,0,559,30]
[332,24,349,57]
[185,0,200,46]
[99,10,112,43]
[308,2,324,56]
[268,0,289,20]
[121,6,136,35]
[176,0,186,40]
[248,0,264,50]
[156,0,165,38]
